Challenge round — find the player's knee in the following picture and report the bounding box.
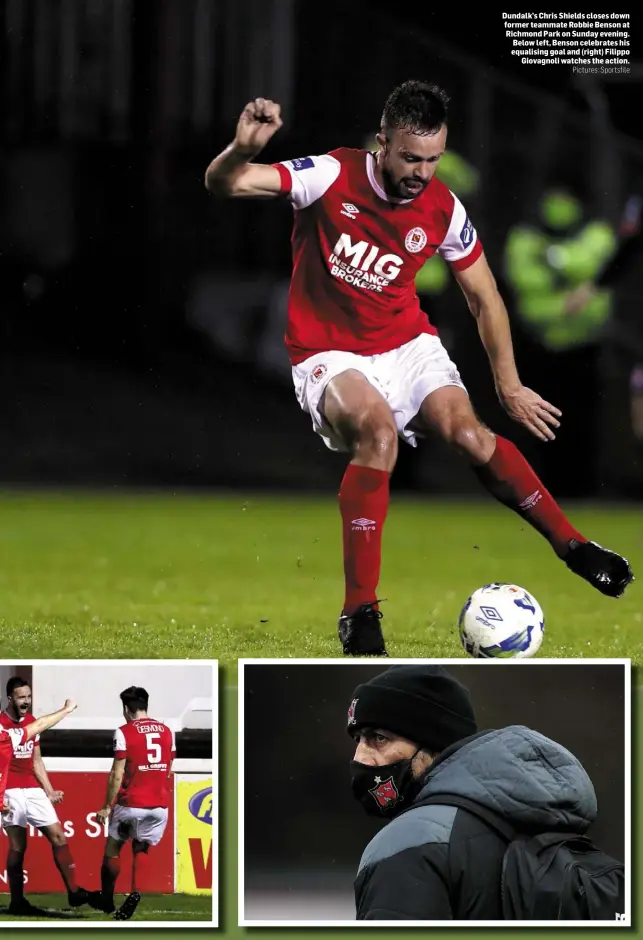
[370,422,398,461]
[49,831,67,847]
[450,421,494,463]
[355,414,398,465]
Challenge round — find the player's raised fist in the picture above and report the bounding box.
[235,98,283,156]
[63,698,77,714]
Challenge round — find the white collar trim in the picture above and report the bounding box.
[365,152,412,204]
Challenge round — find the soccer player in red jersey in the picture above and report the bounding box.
[205,80,634,655]
[94,686,175,921]
[0,692,82,915]
[0,678,91,915]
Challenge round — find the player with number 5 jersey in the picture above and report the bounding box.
[113,712,175,809]
[205,79,633,657]
[93,686,175,921]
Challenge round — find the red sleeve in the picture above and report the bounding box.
[271,163,292,194]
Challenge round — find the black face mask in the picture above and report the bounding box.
[350,751,423,819]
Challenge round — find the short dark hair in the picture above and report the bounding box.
[7,676,31,697]
[381,80,449,137]
[120,686,149,713]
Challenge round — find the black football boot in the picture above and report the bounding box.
[338,602,388,656]
[564,539,634,598]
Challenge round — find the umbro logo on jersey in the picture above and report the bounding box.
[351,517,376,531]
[341,203,359,220]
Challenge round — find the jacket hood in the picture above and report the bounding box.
[416,725,597,833]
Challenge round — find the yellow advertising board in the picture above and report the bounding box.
[176,774,213,895]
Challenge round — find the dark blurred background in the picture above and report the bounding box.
[1,1,642,498]
[242,662,627,921]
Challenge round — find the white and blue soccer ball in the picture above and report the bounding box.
[458,583,545,659]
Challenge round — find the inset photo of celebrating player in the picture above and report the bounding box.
[0,660,216,927]
[239,658,629,927]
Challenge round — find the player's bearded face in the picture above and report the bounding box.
[378,126,447,200]
[10,687,32,716]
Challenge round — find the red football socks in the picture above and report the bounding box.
[339,463,390,614]
[52,843,78,893]
[132,846,150,892]
[474,436,586,557]
[7,849,24,902]
[101,855,121,903]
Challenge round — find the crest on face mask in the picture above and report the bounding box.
[347,698,358,725]
[369,775,402,809]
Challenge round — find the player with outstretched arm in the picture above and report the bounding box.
[0,678,92,915]
[205,80,633,656]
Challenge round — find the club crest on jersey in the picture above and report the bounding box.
[310,363,327,384]
[460,216,474,247]
[405,227,427,254]
[290,157,314,171]
[347,698,358,725]
[369,775,401,809]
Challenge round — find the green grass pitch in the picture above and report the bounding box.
[0,892,211,922]
[0,489,640,664]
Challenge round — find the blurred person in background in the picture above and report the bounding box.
[0,691,85,916]
[205,81,633,657]
[565,194,643,496]
[347,665,623,921]
[505,187,616,353]
[503,187,617,495]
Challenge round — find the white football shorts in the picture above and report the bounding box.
[109,804,168,846]
[2,788,59,829]
[292,332,468,452]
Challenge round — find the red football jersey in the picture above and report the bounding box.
[113,718,176,809]
[0,726,28,806]
[272,148,483,365]
[0,711,40,788]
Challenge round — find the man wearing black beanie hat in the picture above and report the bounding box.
[347,665,616,921]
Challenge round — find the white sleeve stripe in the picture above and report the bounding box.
[114,727,127,753]
[438,191,478,263]
[280,154,341,210]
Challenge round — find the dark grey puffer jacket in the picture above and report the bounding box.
[355,725,597,921]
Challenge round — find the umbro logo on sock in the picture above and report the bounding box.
[519,490,542,511]
[351,518,376,531]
